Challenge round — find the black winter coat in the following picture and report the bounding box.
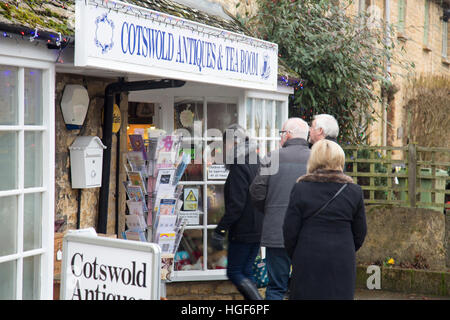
[216,154,263,243]
[283,170,367,300]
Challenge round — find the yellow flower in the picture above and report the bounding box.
[387,258,395,265]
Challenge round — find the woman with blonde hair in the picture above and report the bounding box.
[283,139,367,300]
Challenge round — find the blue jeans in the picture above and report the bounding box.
[265,247,291,300]
[226,241,260,286]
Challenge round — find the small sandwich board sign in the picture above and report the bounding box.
[60,231,161,300]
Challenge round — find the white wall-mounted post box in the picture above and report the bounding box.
[69,136,107,189]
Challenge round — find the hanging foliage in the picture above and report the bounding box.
[237,0,414,144]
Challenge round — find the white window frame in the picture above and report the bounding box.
[173,91,288,282]
[0,56,55,299]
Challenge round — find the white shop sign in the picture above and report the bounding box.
[75,0,278,91]
[60,233,161,300]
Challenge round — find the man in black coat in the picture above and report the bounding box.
[211,124,263,300]
[249,118,311,300]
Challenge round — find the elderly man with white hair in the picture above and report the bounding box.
[249,117,311,300]
[308,114,340,145]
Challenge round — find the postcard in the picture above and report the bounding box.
[158,198,177,215]
[126,200,144,216]
[122,230,147,242]
[129,134,147,160]
[125,214,147,231]
[155,168,176,191]
[126,185,148,212]
[127,171,147,194]
[155,215,177,233]
[161,253,175,281]
[157,232,177,254]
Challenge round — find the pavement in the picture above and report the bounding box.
[354,288,450,300]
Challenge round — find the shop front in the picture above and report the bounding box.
[0,0,295,299]
[71,0,292,282]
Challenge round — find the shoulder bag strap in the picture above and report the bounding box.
[303,183,348,223]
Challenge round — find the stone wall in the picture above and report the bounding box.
[356,206,447,270]
[55,73,123,234]
[166,280,266,300]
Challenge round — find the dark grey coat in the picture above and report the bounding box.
[249,138,310,248]
[283,170,367,300]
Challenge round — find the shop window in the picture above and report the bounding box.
[0,63,53,299]
[246,97,286,157]
[172,97,238,279]
[172,95,287,280]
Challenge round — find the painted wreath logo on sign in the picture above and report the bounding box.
[261,53,271,80]
[94,13,115,54]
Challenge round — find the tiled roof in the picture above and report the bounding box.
[0,0,299,81]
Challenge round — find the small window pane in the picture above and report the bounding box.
[180,161,203,182]
[0,66,18,125]
[174,99,203,137]
[206,141,224,168]
[0,260,16,299]
[24,131,42,188]
[207,184,225,225]
[207,229,227,270]
[275,101,284,131]
[0,196,18,256]
[175,229,203,271]
[0,132,18,191]
[265,100,274,137]
[179,186,203,225]
[246,98,253,131]
[24,68,43,125]
[24,193,42,251]
[23,255,41,300]
[254,99,263,137]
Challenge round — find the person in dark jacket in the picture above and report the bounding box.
[211,124,263,300]
[249,118,310,300]
[283,139,367,300]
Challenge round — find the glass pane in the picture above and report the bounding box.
[0,65,18,125]
[24,131,42,188]
[180,161,203,182]
[206,102,237,133]
[206,140,225,168]
[246,98,253,131]
[207,229,228,270]
[179,185,203,226]
[265,100,274,138]
[207,184,225,225]
[0,196,18,256]
[24,68,43,125]
[24,193,42,251]
[22,255,41,300]
[254,99,263,138]
[174,98,203,138]
[0,260,16,299]
[275,101,284,132]
[174,229,203,271]
[0,132,18,191]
